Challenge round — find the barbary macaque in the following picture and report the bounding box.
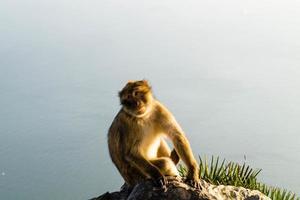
[107,80,199,188]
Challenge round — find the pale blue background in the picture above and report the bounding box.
[0,0,299,199]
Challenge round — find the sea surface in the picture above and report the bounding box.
[0,0,299,199]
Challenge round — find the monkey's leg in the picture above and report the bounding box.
[125,154,169,188]
[126,154,164,179]
[157,139,180,165]
[150,157,179,176]
[121,165,148,186]
[157,139,171,157]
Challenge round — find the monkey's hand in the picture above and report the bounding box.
[185,178,201,189]
[185,167,201,189]
[154,176,167,187]
[152,174,168,192]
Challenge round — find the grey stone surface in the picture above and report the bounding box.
[90,177,271,200]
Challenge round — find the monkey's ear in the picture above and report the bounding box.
[118,91,122,97]
[141,79,150,86]
[123,80,134,88]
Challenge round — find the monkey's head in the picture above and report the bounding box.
[119,80,153,116]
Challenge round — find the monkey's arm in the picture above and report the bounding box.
[171,131,199,182]
[157,106,200,184]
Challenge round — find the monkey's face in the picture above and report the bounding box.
[119,80,153,116]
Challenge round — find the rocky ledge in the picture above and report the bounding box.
[90,176,271,200]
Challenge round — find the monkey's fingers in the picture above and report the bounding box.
[158,176,168,187]
[153,176,168,192]
[185,179,201,190]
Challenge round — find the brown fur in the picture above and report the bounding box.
[108,80,199,186]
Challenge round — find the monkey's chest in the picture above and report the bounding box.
[139,132,161,159]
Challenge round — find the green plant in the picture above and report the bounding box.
[178,155,299,200]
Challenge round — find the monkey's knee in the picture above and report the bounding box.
[157,139,171,157]
[150,157,179,176]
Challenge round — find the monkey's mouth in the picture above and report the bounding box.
[136,106,146,114]
[131,100,145,111]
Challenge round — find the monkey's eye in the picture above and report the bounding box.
[132,91,141,97]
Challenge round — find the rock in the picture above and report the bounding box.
[90,176,271,200]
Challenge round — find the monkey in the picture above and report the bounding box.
[107,80,200,189]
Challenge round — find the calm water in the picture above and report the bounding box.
[0,0,299,199]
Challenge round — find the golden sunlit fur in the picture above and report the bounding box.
[108,80,199,187]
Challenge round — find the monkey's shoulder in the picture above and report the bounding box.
[152,100,175,121]
[108,110,129,133]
